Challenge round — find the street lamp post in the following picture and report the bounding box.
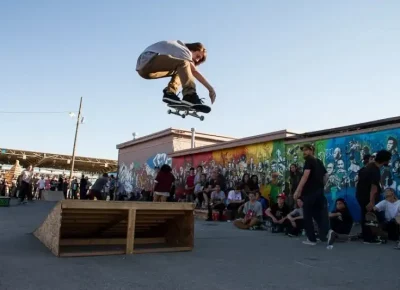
[69,97,83,180]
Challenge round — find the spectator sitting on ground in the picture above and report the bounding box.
[327,198,354,247]
[286,197,304,237]
[206,184,226,222]
[255,191,268,215]
[194,173,207,208]
[265,193,290,233]
[233,192,263,230]
[203,183,213,208]
[226,183,245,221]
[373,188,400,241]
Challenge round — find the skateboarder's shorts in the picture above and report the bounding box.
[154,191,170,197]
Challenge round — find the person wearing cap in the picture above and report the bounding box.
[293,144,329,246]
[265,193,290,233]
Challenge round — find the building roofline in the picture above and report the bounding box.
[300,115,400,139]
[169,130,299,157]
[116,128,236,149]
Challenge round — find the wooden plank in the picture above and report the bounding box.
[62,215,125,219]
[136,211,185,216]
[132,247,192,254]
[126,209,136,254]
[61,200,195,211]
[59,237,166,246]
[62,209,127,215]
[59,249,125,257]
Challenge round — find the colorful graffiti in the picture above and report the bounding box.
[118,153,172,193]
[286,128,400,222]
[172,141,287,202]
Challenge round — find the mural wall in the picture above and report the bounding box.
[172,127,400,222]
[118,153,172,194]
[286,127,400,222]
[172,141,287,203]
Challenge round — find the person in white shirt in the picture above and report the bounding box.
[226,183,245,221]
[19,165,33,204]
[36,176,46,200]
[373,188,400,241]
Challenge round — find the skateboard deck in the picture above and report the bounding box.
[365,212,388,242]
[167,103,211,121]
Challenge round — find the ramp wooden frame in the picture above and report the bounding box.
[33,200,195,257]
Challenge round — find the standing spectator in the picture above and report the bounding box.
[89,173,109,200]
[70,177,78,199]
[356,150,392,244]
[36,176,46,200]
[62,178,69,199]
[50,177,58,191]
[153,165,175,202]
[79,175,88,200]
[288,164,301,209]
[57,175,63,191]
[185,167,195,202]
[294,144,329,246]
[19,165,34,204]
[108,175,116,201]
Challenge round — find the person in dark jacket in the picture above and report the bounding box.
[327,198,354,247]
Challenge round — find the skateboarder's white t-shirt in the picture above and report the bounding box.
[136,40,192,71]
[375,200,400,221]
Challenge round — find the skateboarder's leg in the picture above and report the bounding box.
[137,55,196,103]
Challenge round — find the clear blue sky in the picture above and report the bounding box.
[1,0,399,160]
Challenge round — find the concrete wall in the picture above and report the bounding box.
[171,126,400,222]
[172,136,223,152]
[118,135,173,193]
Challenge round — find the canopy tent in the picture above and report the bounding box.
[0,148,117,174]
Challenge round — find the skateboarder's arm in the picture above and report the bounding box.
[190,63,215,92]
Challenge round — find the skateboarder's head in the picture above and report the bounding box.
[185,42,207,65]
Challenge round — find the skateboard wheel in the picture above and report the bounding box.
[167,109,172,114]
[181,114,185,118]
[200,116,205,121]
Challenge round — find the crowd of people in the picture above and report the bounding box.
[3,146,400,251]
[0,166,120,203]
[155,144,400,250]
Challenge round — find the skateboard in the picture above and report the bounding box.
[365,212,388,242]
[167,103,211,121]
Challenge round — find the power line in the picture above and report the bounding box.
[0,111,76,114]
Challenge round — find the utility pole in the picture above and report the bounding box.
[69,97,83,180]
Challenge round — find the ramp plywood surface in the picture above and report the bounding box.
[33,202,62,256]
[42,191,65,201]
[34,200,195,257]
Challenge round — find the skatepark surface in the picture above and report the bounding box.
[1,201,399,290]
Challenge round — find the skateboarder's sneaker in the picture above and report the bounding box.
[163,90,181,104]
[182,93,203,106]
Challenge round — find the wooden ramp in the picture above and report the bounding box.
[33,200,195,257]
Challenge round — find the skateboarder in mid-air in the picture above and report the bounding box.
[136,40,216,107]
